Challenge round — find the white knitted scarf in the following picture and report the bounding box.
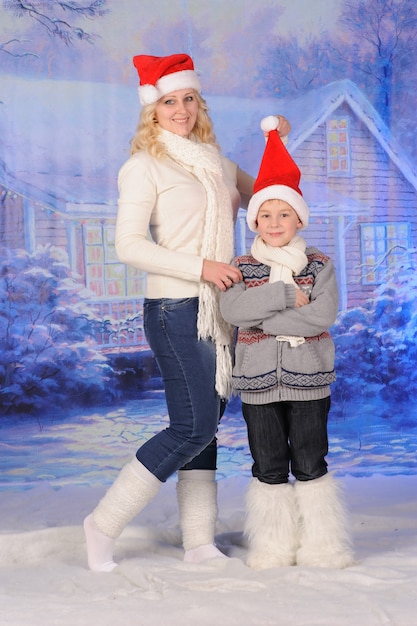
[251,234,308,347]
[159,129,235,398]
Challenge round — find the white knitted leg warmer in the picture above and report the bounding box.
[245,478,298,570]
[295,473,355,569]
[84,457,161,572]
[177,469,226,563]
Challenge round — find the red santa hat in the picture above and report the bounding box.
[133,53,202,106]
[246,115,309,232]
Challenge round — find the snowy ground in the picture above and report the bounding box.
[1,473,417,626]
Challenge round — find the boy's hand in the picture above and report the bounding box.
[294,288,309,307]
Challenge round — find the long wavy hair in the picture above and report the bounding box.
[129,91,219,159]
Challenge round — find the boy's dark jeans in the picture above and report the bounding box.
[242,397,330,484]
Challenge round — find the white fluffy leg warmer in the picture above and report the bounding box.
[177,469,226,563]
[244,479,298,570]
[295,473,355,569]
[84,457,161,571]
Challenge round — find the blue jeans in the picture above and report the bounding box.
[137,298,221,482]
[242,397,330,484]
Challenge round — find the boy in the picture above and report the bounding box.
[220,116,354,571]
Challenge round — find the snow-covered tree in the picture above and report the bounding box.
[332,256,417,413]
[0,245,114,415]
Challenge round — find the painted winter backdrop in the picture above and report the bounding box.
[1,4,417,625]
[1,0,417,486]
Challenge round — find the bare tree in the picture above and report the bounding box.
[0,37,37,59]
[256,32,337,98]
[1,0,108,55]
[339,0,417,122]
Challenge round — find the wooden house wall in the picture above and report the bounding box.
[0,186,26,249]
[0,190,70,253]
[303,216,337,261]
[34,206,68,249]
[292,103,417,308]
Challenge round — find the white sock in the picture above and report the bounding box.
[84,458,161,572]
[177,469,229,562]
[184,543,227,563]
[83,513,117,572]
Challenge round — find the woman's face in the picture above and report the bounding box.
[154,88,199,138]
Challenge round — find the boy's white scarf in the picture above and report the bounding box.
[159,129,235,398]
[251,234,308,347]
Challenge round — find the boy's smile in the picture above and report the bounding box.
[256,199,303,247]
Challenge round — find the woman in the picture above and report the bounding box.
[84,53,290,571]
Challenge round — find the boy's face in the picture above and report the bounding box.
[256,199,303,247]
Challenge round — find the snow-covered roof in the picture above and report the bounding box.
[209,80,417,191]
[285,79,417,191]
[0,75,139,212]
[1,75,415,212]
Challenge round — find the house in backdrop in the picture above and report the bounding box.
[1,77,416,350]
[0,77,145,350]
[230,80,417,311]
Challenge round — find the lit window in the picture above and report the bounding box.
[326,117,351,177]
[84,222,144,299]
[360,222,410,284]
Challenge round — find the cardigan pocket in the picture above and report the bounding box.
[280,335,336,389]
[231,336,278,391]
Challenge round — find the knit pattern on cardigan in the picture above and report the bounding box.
[232,250,336,393]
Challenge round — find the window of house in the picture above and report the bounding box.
[84,222,144,298]
[326,117,351,176]
[360,222,410,284]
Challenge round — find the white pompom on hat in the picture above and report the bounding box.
[260,115,281,133]
[133,53,202,106]
[247,115,309,232]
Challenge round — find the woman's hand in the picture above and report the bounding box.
[276,115,291,137]
[202,260,243,292]
[263,115,292,141]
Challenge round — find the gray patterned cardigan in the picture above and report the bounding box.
[219,247,338,405]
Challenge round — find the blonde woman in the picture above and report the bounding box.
[84,53,290,571]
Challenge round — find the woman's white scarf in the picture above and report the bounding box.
[251,234,308,347]
[159,129,235,398]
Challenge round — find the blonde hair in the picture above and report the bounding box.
[130,91,219,158]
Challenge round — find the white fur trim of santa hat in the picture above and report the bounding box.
[247,185,309,232]
[139,69,202,105]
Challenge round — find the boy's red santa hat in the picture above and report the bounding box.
[247,115,309,232]
[133,53,202,106]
